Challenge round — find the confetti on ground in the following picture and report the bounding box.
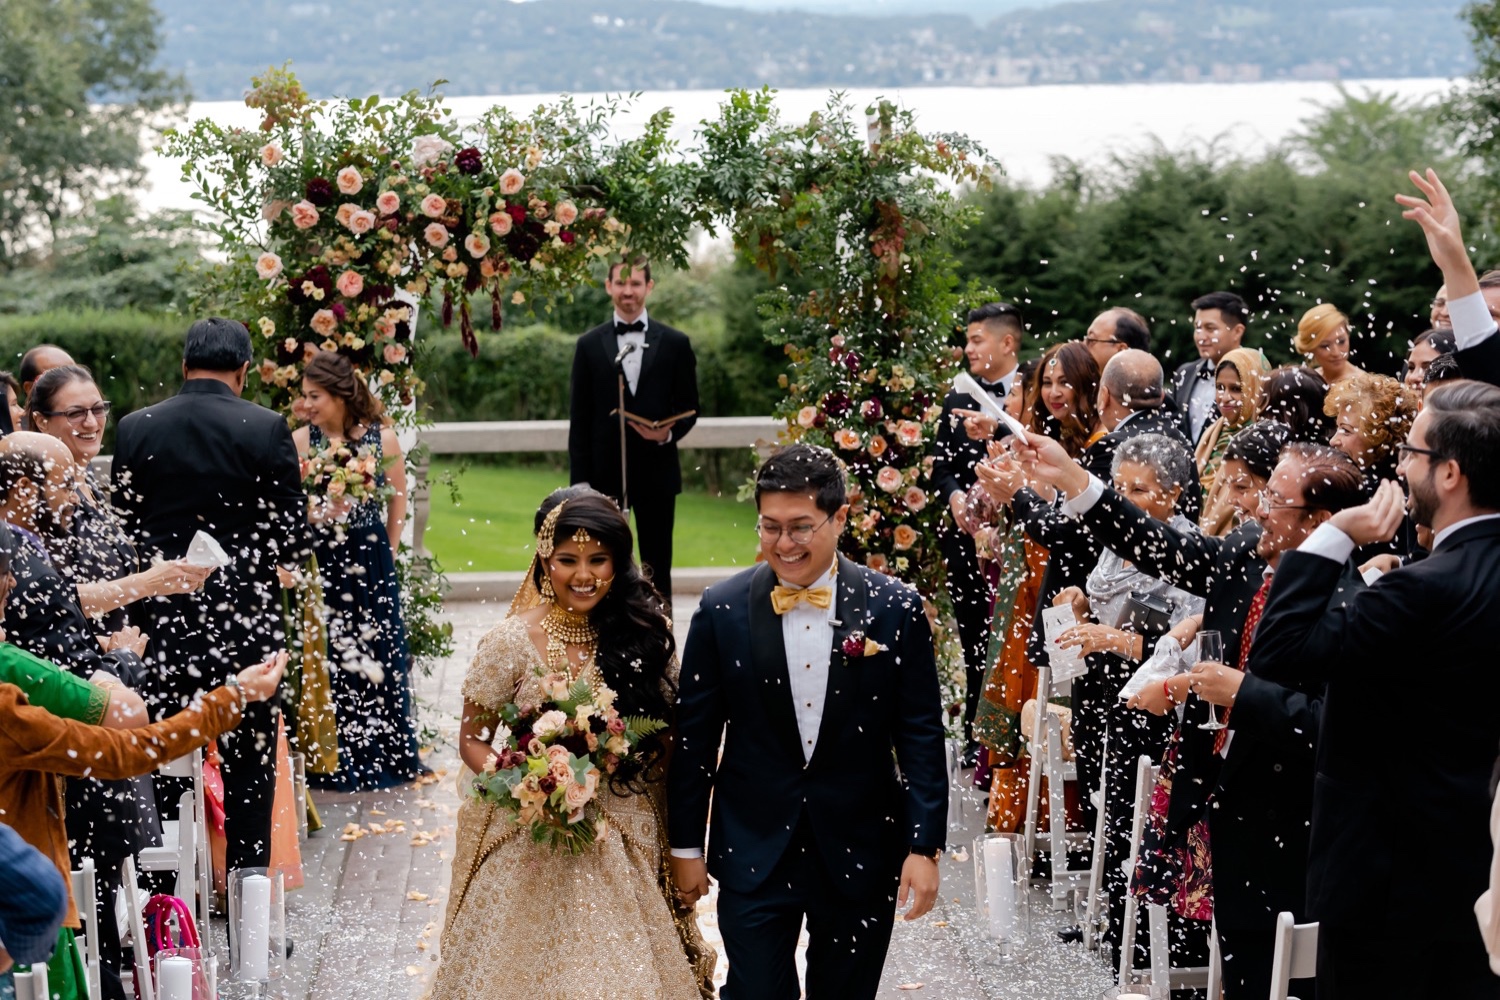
[896,984,925,991]
[407,890,429,901]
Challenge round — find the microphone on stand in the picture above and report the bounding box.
[614,340,639,368]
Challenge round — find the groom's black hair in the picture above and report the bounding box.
[754,443,847,515]
[183,317,253,372]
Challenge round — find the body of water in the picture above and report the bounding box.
[144,77,1456,216]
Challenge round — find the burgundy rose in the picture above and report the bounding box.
[823,391,852,418]
[860,398,883,423]
[455,146,483,175]
[559,230,576,244]
[304,177,334,207]
[505,202,527,225]
[538,775,557,794]
[841,632,868,657]
[912,391,932,411]
[330,302,347,321]
[842,351,862,373]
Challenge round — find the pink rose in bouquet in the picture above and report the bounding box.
[336,166,363,195]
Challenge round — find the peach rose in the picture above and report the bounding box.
[327,478,347,499]
[867,434,888,458]
[376,191,400,215]
[423,222,450,248]
[257,358,277,381]
[336,166,363,195]
[867,553,890,574]
[336,270,363,298]
[383,343,407,364]
[290,200,319,230]
[255,252,283,281]
[489,211,513,236]
[348,209,376,235]
[335,203,357,229]
[903,486,928,512]
[895,420,923,446]
[464,233,490,259]
[525,146,544,170]
[420,194,447,219]
[876,466,903,493]
[554,200,578,226]
[259,143,283,167]
[796,406,818,429]
[532,709,569,741]
[563,780,592,812]
[498,168,525,195]
[831,333,846,348]
[892,524,918,550]
[309,309,338,337]
[834,428,862,450]
[410,135,453,169]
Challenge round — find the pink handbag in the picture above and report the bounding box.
[133,895,211,1000]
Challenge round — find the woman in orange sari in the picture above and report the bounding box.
[973,345,1105,831]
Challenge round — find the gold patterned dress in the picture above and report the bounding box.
[430,617,714,1000]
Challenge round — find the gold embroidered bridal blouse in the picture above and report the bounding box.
[430,617,713,1000]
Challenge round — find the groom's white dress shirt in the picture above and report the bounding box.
[782,564,838,763]
[613,308,649,394]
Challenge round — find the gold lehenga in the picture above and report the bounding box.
[429,617,715,1000]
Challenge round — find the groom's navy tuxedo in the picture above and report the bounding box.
[669,555,947,998]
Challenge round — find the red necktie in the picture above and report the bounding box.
[1215,575,1274,754]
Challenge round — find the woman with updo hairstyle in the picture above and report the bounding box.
[1293,303,1362,384]
[435,486,714,999]
[291,351,424,791]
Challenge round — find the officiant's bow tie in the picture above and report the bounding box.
[771,585,832,615]
[616,320,645,334]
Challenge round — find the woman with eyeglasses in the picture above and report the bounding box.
[25,365,215,633]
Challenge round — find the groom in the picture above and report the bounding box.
[668,443,948,999]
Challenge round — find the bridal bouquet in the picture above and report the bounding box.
[471,670,665,854]
[300,440,392,505]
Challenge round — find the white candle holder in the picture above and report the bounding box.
[154,953,206,1000]
[228,868,285,990]
[972,831,1029,962]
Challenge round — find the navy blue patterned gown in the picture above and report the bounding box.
[306,424,425,791]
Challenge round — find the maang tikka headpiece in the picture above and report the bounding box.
[571,527,594,546]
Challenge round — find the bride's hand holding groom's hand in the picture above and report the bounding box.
[669,856,710,909]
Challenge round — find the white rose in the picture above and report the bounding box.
[411,135,454,169]
[532,709,569,741]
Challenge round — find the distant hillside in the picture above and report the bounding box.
[153,0,1473,101]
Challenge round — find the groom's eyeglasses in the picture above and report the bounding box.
[39,401,111,425]
[755,514,834,545]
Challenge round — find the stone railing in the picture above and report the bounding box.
[413,416,782,600]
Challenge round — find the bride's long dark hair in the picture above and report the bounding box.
[532,487,675,790]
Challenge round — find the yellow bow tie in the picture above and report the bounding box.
[770,585,832,616]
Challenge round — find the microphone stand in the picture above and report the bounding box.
[614,340,636,514]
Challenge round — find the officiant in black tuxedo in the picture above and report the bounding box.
[568,258,698,601]
[667,444,948,999]
[112,318,308,872]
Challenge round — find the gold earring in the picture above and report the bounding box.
[540,572,556,601]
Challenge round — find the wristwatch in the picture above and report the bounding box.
[909,845,943,862]
[225,674,247,711]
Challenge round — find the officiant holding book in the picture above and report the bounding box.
[568,257,699,602]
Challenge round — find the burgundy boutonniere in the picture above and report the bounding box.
[841,630,887,659]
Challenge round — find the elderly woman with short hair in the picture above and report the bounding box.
[1052,432,1206,959]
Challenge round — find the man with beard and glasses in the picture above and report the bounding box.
[1251,379,1500,1000]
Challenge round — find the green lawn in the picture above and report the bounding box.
[423,461,760,572]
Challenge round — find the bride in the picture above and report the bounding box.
[431,487,714,999]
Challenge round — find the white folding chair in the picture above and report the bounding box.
[12,962,47,1000]
[1117,755,1220,997]
[138,748,212,934]
[120,856,156,1000]
[1081,728,1110,950]
[1020,666,1094,911]
[1268,911,1319,1000]
[71,857,102,1000]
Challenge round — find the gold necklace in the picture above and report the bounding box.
[540,604,598,674]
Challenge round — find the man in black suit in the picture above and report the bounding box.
[568,257,698,602]
[1083,306,1152,371]
[112,318,307,873]
[1020,427,1366,999]
[1168,291,1248,446]
[668,444,947,999]
[1251,380,1500,1000]
[932,301,1021,762]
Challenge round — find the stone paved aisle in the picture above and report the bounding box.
[244,600,1115,1000]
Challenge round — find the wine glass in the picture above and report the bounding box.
[1195,630,1227,731]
